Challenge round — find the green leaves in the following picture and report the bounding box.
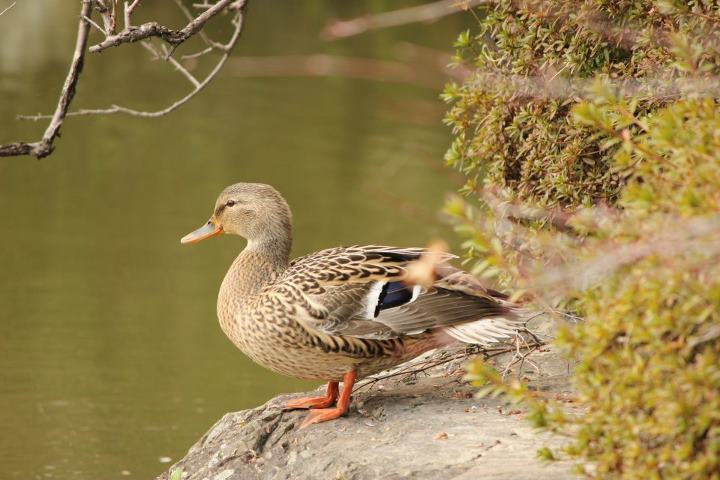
[447,1,720,478]
[454,29,472,49]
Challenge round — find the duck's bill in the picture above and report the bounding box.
[180,220,223,244]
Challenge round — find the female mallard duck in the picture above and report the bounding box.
[181,183,523,428]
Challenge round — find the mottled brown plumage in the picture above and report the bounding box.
[181,183,524,427]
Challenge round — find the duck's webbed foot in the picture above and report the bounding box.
[299,406,346,427]
[285,381,338,410]
[298,370,356,429]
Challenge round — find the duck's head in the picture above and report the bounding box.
[181,183,292,245]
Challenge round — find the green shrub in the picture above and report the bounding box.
[444,1,720,478]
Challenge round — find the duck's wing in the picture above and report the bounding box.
[277,246,523,344]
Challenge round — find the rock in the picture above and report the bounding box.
[156,346,579,480]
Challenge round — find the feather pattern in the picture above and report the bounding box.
[274,245,524,343]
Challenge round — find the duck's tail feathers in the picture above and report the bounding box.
[441,316,524,345]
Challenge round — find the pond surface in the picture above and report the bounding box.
[0,2,469,478]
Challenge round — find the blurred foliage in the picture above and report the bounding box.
[444,1,720,478]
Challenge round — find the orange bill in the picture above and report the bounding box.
[180,219,223,244]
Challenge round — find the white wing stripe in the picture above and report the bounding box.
[410,285,422,302]
[364,281,387,319]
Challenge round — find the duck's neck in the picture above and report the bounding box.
[219,234,292,301]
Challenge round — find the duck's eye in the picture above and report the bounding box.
[226,200,236,207]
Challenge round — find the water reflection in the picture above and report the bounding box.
[0,1,469,478]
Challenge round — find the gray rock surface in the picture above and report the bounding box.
[156,346,579,480]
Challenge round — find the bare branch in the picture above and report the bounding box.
[172,0,217,49]
[22,6,246,120]
[323,0,485,40]
[0,1,16,17]
[0,0,92,158]
[0,143,33,156]
[90,0,236,53]
[3,0,249,159]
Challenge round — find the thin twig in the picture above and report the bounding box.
[502,336,541,379]
[0,1,92,158]
[181,46,214,60]
[83,14,108,35]
[123,1,137,29]
[159,44,201,88]
[322,0,485,39]
[0,1,16,17]
[137,40,201,89]
[353,338,545,394]
[126,0,141,21]
[353,352,470,393]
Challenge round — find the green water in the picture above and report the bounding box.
[0,2,468,478]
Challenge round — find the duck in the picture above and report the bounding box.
[181,183,524,428]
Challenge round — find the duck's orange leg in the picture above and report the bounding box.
[285,381,339,410]
[299,370,356,429]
